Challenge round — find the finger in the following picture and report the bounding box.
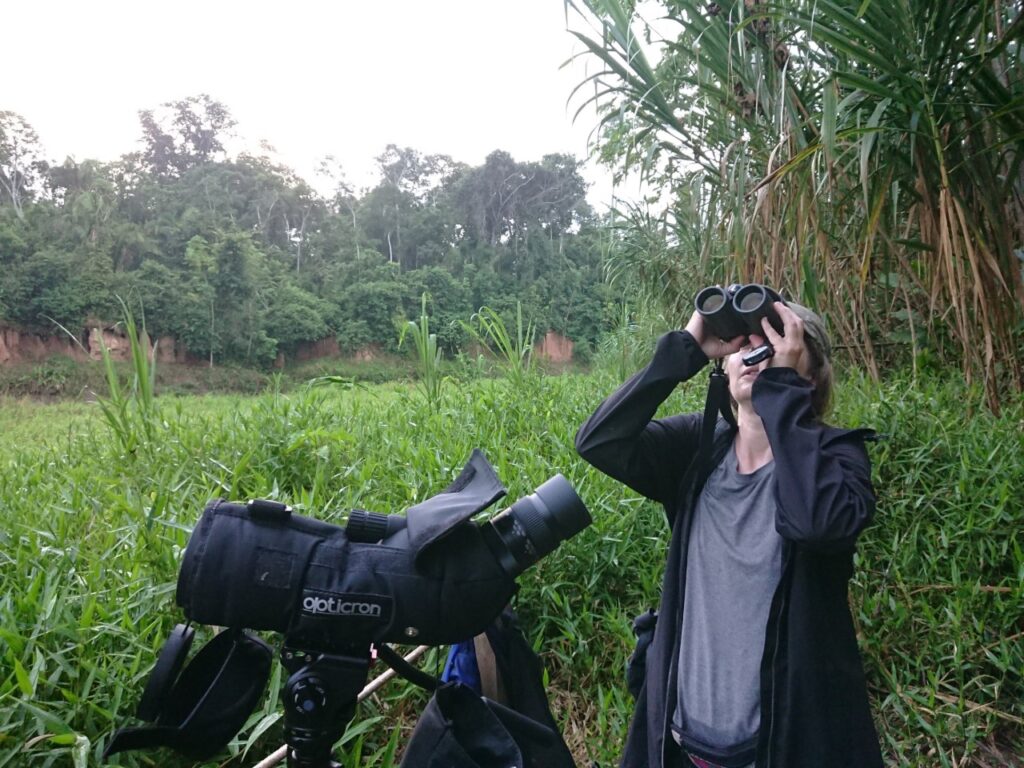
[718,336,745,356]
[684,311,707,343]
[774,302,800,330]
[774,302,804,341]
[760,314,783,345]
[706,336,742,359]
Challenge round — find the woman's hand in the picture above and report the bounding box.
[684,311,746,360]
[761,302,812,378]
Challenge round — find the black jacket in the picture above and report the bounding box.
[575,331,883,768]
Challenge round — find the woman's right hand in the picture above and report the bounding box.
[684,310,746,360]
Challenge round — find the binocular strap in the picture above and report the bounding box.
[699,361,737,483]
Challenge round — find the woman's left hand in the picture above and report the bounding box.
[761,303,812,378]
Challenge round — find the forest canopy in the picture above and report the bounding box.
[0,96,612,366]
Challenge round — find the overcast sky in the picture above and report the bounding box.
[6,0,634,206]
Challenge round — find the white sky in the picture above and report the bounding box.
[6,0,640,207]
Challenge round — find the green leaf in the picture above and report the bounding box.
[17,700,73,734]
[241,712,282,757]
[822,78,838,164]
[14,657,33,697]
[860,97,891,204]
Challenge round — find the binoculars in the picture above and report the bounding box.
[694,284,785,365]
[695,284,785,340]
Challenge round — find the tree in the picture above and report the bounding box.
[0,111,46,219]
[138,94,236,177]
[400,267,472,352]
[14,246,114,328]
[263,284,331,354]
[0,99,608,367]
[316,155,362,259]
[184,234,218,366]
[454,149,522,248]
[452,151,591,283]
[227,154,325,275]
[365,145,462,268]
[324,250,404,351]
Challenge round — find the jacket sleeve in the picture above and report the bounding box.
[575,331,709,506]
[752,367,876,550]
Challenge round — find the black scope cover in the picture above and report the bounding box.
[177,499,339,634]
[175,499,518,647]
[175,454,592,648]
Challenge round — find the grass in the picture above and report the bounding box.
[0,350,583,403]
[398,293,446,410]
[0,399,101,449]
[0,359,1021,767]
[0,356,275,400]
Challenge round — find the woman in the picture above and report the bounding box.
[576,302,883,768]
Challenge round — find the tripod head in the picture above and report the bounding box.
[280,643,372,768]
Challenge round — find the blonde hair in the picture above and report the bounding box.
[806,343,833,419]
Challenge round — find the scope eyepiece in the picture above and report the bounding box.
[346,510,407,543]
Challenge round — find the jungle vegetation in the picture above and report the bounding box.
[0,96,611,367]
[568,0,1024,410]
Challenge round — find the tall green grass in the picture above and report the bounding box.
[463,303,537,389]
[398,294,446,410]
[839,376,1024,765]
[0,353,1020,765]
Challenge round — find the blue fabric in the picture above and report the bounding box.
[441,640,481,694]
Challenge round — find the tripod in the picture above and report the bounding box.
[280,644,372,768]
[277,639,556,768]
[279,642,442,768]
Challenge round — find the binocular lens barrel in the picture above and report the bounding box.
[695,285,747,340]
[695,286,728,315]
[734,284,768,313]
[733,285,783,335]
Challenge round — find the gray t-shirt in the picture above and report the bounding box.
[672,444,783,760]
